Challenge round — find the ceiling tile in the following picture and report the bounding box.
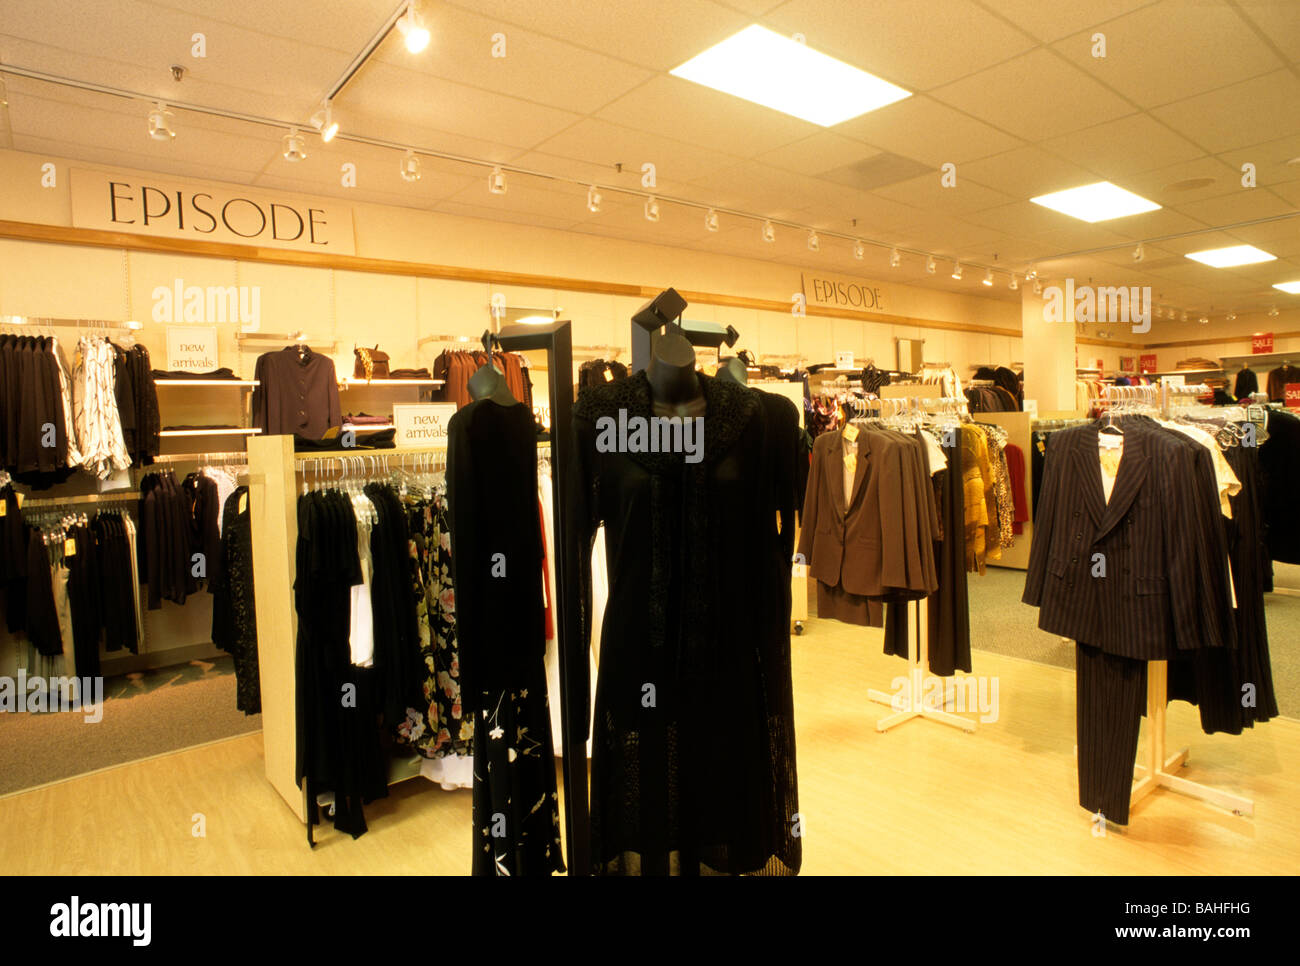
[762,0,1037,91]
[873,171,1015,213]
[1151,70,1300,154]
[1051,0,1283,109]
[956,145,1103,197]
[1038,113,1206,179]
[527,117,742,184]
[836,96,1024,166]
[369,3,653,115]
[1234,0,1300,63]
[755,133,883,177]
[971,0,1159,44]
[929,49,1136,141]
[1121,156,1246,208]
[1174,188,1297,228]
[595,75,817,155]
[442,0,751,71]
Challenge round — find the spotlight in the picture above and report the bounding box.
[1009,274,1019,290]
[982,268,994,286]
[761,220,775,243]
[488,166,507,195]
[310,102,339,143]
[587,185,602,213]
[1133,243,1145,262]
[396,1,431,54]
[281,127,307,162]
[1227,312,1236,322]
[705,208,719,232]
[147,103,175,141]
[399,150,421,182]
[887,246,898,266]
[1199,315,1209,324]
[644,196,660,222]
[1181,310,1188,322]
[1032,277,1043,295]
[1026,268,1038,280]
[951,262,963,280]
[1269,306,1280,318]
[925,255,936,274]
[807,230,820,252]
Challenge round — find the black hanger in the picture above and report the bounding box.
[468,330,518,406]
[715,356,748,386]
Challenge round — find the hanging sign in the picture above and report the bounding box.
[393,403,458,448]
[1139,353,1158,372]
[801,273,886,312]
[165,326,219,372]
[1286,384,1300,412]
[835,350,855,369]
[70,168,357,254]
[1253,332,1274,354]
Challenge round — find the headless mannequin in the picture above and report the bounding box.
[468,356,519,406]
[647,326,705,417]
[715,356,748,386]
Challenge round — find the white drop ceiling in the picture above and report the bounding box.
[0,0,1298,328]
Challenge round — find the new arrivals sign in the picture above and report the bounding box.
[70,168,357,254]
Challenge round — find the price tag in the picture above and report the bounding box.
[238,492,248,514]
[0,501,6,517]
[64,537,76,557]
[603,368,613,382]
[15,492,23,508]
[842,423,859,442]
[792,563,808,578]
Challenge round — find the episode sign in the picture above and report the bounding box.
[394,403,458,448]
[165,326,219,373]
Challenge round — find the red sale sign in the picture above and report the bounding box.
[1254,333,1274,354]
[1139,353,1157,372]
[1286,384,1300,411]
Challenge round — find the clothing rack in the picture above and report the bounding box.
[16,490,138,509]
[859,396,978,733]
[1098,382,1256,820]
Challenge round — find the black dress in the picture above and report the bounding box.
[566,371,802,876]
[447,397,564,877]
[211,488,261,715]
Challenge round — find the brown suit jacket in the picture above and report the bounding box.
[798,427,939,600]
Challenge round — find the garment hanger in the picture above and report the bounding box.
[468,330,518,406]
[715,356,748,386]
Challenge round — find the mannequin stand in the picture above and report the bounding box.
[867,599,977,733]
[1129,660,1255,817]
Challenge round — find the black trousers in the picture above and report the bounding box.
[1076,643,1146,826]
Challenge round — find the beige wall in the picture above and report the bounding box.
[0,146,1052,380]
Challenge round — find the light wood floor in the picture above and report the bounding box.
[2,616,1296,875]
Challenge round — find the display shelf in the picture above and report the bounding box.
[339,377,444,387]
[160,428,260,438]
[155,379,259,387]
[1140,368,1223,377]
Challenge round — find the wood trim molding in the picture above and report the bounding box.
[0,217,1060,342]
[1146,331,1300,350]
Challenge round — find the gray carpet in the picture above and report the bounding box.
[0,656,261,797]
[969,566,1298,720]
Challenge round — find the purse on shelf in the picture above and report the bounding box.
[353,344,390,381]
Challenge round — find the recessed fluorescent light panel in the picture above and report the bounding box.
[669,25,911,126]
[1029,181,1160,223]
[1274,280,1300,294]
[1185,245,1276,268]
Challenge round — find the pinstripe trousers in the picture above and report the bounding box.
[1076,643,1146,826]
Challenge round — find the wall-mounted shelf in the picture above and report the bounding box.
[155,379,260,387]
[339,378,444,388]
[1141,368,1223,377]
[160,428,263,438]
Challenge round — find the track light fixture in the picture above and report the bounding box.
[925,255,936,274]
[1199,315,1209,324]
[396,1,431,54]
[281,127,307,162]
[982,268,994,286]
[951,262,963,280]
[399,150,421,182]
[147,102,175,141]
[644,196,660,222]
[1227,312,1236,322]
[1181,310,1188,322]
[488,166,507,195]
[886,246,898,266]
[1269,306,1280,318]
[1133,243,1145,262]
[807,230,820,252]
[587,185,602,213]
[1032,277,1043,295]
[310,101,339,143]
[705,208,719,232]
[761,220,775,243]
[1009,274,1019,290]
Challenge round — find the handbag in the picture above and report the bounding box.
[353,344,390,381]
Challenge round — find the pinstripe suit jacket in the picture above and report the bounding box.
[1023,418,1236,659]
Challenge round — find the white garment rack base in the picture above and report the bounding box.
[866,599,977,733]
[1128,660,1255,818]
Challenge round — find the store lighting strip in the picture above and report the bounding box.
[2,61,1296,321]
